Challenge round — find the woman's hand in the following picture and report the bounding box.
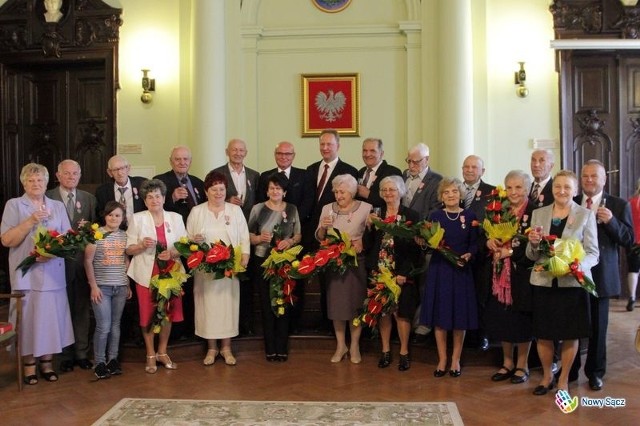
[90,286,103,304]
[260,231,272,244]
[141,237,156,249]
[457,252,472,267]
[193,233,205,244]
[320,214,334,229]
[276,238,294,251]
[396,275,407,286]
[34,255,52,263]
[414,236,426,248]
[486,238,501,252]
[241,253,249,268]
[126,287,133,300]
[157,249,171,261]
[528,227,542,247]
[31,209,49,225]
[352,238,363,254]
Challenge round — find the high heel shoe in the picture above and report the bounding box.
[156,353,177,370]
[398,354,411,371]
[330,348,348,363]
[39,359,58,382]
[378,351,392,368]
[203,349,218,366]
[349,348,361,364]
[23,362,38,385]
[433,369,446,378]
[220,349,236,366]
[449,369,462,377]
[145,355,157,374]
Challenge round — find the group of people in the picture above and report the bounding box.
[1,130,638,399]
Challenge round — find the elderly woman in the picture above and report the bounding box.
[484,170,535,384]
[526,170,599,395]
[364,176,422,371]
[126,179,187,373]
[420,177,478,378]
[316,174,371,364]
[186,171,250,366]
[1,163,73,385]
[249,173,301,362]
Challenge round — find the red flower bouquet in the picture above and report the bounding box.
[261,245,303,317]
[174,237,246,280]
[352,266,401,328]
[313,228,358,274]
[415,220,463,268]
[149,244,189,334]
[371,215,416,239]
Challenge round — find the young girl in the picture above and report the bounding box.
[84,201,131,379]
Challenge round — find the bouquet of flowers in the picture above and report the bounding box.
[148,244,190,334]
[16,223,105,276]
[261,244,303,317]
[371,215,416,239]
[352,266,401,329]
[313,228,358,274]
[174,237,246,280]
[415,220,463,268]
[482,186,520,243]
[532,235,598,297]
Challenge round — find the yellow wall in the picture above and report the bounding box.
[102,0,558,184]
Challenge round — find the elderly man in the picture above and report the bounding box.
[461,155,495,351]
[154,145,206,224]
[530,149,555,208]
[212,138,260,336]
[570,160,634,391]
[46,159,97,372]
[355,138,402,208]
[95,155,147,225]
[154,146,205,340]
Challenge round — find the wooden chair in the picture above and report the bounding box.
[0,293,24,390]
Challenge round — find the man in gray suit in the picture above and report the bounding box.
[402,143,443,343]
[212,138,260,336]
[46,159,97,372]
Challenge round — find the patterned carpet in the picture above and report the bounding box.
[92,398,464,425]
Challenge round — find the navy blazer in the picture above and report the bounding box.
[574,193,634,297]
[256,166,314,222]
[304,158,358,248]
[211,164,260,220]
[356,160,403,208]
[153,170,206,224]
[95,175,148,218]
[402,168,443,220]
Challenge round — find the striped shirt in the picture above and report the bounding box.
[92,229,128,287]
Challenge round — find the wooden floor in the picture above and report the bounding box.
[1,299,639,426]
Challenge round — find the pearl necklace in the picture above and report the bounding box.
[444,209,461,221]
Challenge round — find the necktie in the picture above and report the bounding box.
[66,192,74,219]
[586,197,593,209]
[530,183,540,201]
[118,187,128,217]
[317,164,329,201]
[279,170,288,179]
[464,186,474,209]
[180,177,195,208]
[362,168,373,187]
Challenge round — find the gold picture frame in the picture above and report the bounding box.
[301,73,360,137]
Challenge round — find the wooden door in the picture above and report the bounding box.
[620,57,640,197]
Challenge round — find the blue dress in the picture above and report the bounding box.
[420,209,479,331]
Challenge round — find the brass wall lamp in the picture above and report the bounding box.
[515,62,528,98]
[141,69,155,104]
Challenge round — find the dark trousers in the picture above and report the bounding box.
[62,261,91,360]
[239,260,256,334]
[256,258,290,355]
[572,295,608,379]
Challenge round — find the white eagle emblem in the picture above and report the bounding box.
[315,90,346,122]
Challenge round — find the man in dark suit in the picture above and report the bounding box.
[95,155,147,225]
[257,141,314,333]
[461,155,495,351]
[306,129,358,331]
[46,159,97,372]
[153,145,206,224]
[572,160,634,391]
[401,143,443,343]
[211,138,260,336]
[530,149,554,208]
[355,138,402,208]
[154,145,205,340]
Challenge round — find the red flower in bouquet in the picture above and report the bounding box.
[261,244,303,317]
[315,228,358,274]
[174,238,246,280]
[353,266,401,329]
[415,220,464,268]
[148,244,189,334]
[371,215,416,240]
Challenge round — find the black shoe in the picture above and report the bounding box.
[491,366,515,382]
[398,354,410,371]
[378,351,391,369]
[532,379,556,396]
[510,368,529,384]
[106,359,122,376]
[60,360,74,373]
[266,354,278,362]
[433,369,446,378]
[627,298,635,312]
[76,358,93,370]
[94,362,110,379]
[449,369,462,377]
[276,354,288,362]
[480,337,490,351]
[589,375,603,391]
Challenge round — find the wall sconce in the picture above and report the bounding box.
[141,69,155,104]
[620,0,640,7]
[514,62,528,98]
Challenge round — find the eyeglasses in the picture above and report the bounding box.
[109,165,129,173]
[275,152,294,156]
[405,157,426,165]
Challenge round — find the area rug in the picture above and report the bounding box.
[92,398,464,425]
